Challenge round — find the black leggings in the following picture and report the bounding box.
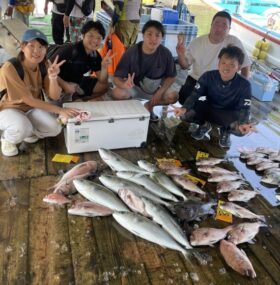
[192,101,240,129]
[178,76,197,105]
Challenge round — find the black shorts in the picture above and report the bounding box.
[79,76,98,97]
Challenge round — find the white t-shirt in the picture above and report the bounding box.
[185,34,251,80]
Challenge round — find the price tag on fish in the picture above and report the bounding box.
[156,158,182,167]
[216,200,233,223]
[183,174,206,187]
[196,151,209,161]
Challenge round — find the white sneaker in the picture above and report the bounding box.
[23,135,38,143]
[1,138,18,156]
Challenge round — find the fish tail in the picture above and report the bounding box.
[258,215,266,223]
[191,251,208,265]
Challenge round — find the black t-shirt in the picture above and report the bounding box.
[114,42,177,86]
[50,41,102,84]
[184,70,252,111]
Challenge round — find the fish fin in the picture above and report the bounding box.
[191,251,208,265]
[258,215,266,223]
[245,269,257,278]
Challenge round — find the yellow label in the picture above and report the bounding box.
[156,158,182,167]
[183,174,206,187]
[215,200,232,223]
[52,154,80,163]
[196,151,209,160]
[15,4,34,13]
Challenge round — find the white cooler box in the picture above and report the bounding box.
[63,100,150,154]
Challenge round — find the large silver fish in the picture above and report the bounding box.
[98,148,147,173]
[220,240,256,278]
[219,202,265,222]
[151,172,188,200]
[227,222,267,244]
[116,171,178,202]
[73,179,129,212]
[113,212,189,259]
[99,174,171,206]
[137,160,159,173]
[228,190,259,202]
[142,197,192,249]
[190,226,232,247]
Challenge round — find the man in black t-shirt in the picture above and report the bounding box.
[172,45,254,148]
[49,20,113,101]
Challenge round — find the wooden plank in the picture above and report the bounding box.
[0,141,46,180]
[28,176,75,285]
[0,179,29,285]
[66,213,100,285]
[90,216,152,284]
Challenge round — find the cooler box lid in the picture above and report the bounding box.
[63,100,150,123]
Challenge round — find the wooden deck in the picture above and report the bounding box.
[1,87,280,284]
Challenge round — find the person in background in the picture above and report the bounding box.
[0,29,79,157]
[171,45,253,148]
[5,0,34,26]
[176,11,251,106]
[113,20,178,121]
[111,0,141,48]
[63,0,95,43]
[44,0,70,45]
[49,20,113,101]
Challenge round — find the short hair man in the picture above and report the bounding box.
[113,20,178,121]
[49,20,113,101]
[172,45,253,148]
[176,11,251,105]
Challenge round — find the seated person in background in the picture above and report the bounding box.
[171,45,253,148]
[0,29,79,157]
[112,20,178,121]
[176,11,251,105]
[49,20,113,102]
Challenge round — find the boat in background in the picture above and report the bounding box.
[202,0,280,70]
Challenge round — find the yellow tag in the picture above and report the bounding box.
[52,154,80,163]
[196,151,209,161]
[215,200,233,223]
[156,158,182,167]
[183,174,206,187]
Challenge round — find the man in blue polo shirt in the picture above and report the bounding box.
[172,45,253,148]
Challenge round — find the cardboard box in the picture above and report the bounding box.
[250,71,278,101]
[63,100,150,154]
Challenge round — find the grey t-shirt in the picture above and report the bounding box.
[114,42,177,86]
